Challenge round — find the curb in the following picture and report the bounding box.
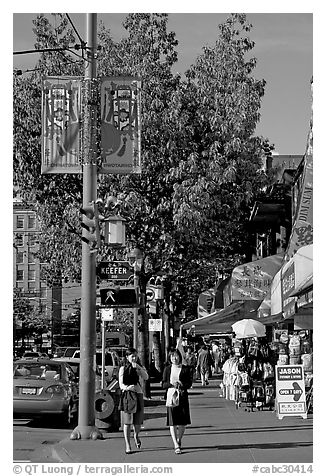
[31,440,78,463]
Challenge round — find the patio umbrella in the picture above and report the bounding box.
[231,319,266,338]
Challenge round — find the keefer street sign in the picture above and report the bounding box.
[97,261,133,280]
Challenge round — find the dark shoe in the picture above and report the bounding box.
[135,438,141,449]
[206,381,209,385]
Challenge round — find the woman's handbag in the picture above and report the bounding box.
[118,390,138,413]
[166,387,180,407]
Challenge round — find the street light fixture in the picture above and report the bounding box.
[104,215,126,247]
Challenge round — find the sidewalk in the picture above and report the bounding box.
[32,376,313,464]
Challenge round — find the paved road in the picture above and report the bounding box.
[13,418,74,462]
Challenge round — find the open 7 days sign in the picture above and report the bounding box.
[275,365,307,419]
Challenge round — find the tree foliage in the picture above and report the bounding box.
[13,13,274,318]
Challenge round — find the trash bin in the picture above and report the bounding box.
[95,378,121,432]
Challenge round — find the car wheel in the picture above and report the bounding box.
[60,400,75,427]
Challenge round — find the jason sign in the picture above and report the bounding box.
[275,365,307,419]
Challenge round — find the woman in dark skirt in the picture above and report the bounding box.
[162,348,192,454]
[119,348,149,454]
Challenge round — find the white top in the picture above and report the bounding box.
[119,364,149,394]
[170,364,182,385]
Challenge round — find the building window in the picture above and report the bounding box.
[15,234,24,247]
[39,302,47,313]
[16,251,24,264]
[28,251,35,264]
[28,267,36,281]
[16,216,24,229]
[40,287,47,299]
[16,269,24,281]
[28,215,36,229]
[28,281,36,290]
[28,234,37,246]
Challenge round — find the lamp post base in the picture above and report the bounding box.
[70,425,103,440]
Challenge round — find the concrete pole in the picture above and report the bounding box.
[70,13,102,440]
[133,269,139,350]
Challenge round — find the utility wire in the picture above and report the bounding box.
[65,13,86,59]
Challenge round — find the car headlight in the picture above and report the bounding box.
[45,385,68,398]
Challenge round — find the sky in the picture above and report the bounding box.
[12,11,313,155]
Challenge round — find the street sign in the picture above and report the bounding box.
[275,365,307,419]
[97,261,133,281]
[99,287,139,308]
[148,318,162,331]
[100,309,114,321]
[146,287,156,301]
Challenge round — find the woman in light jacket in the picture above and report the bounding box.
[119,347,148,454]
[162,348,192,454]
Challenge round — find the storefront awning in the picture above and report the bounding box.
[258,244,313,322]
[182,300,262,335]
[289,274,313,297]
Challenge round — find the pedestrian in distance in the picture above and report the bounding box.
[184,346,197,384]
[118,347,149,454]
[197,344,213,386]
[162,348,192,455]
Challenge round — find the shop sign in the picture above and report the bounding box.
[231,254,283,301]
[148,318,162,331]
[275,365,307,419]
[282,262,296,318]
[286,153,313,258]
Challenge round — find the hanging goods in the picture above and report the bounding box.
[264,382,275,410]
[289,334,301,356]
[263,362,275,381]
[252,381,265,410]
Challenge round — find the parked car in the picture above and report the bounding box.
[56,349,120,381]
[52,347,79,358]
[13,358,79,425]
[22,351,49,359]
[95,349,120,380]
[54,357,102,392]
[109,346,128,363]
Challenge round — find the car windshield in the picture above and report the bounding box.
[23,352,39,357]
[14,363,62,379]
[96,353,113,366]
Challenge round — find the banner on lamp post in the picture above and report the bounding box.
[100,77,141,174]
[41,77,83,174]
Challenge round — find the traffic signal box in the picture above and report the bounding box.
[99,287,139,308]
[80,202,101,251]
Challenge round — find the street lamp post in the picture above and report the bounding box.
[70,13,102,441]
[128,248,144,350]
